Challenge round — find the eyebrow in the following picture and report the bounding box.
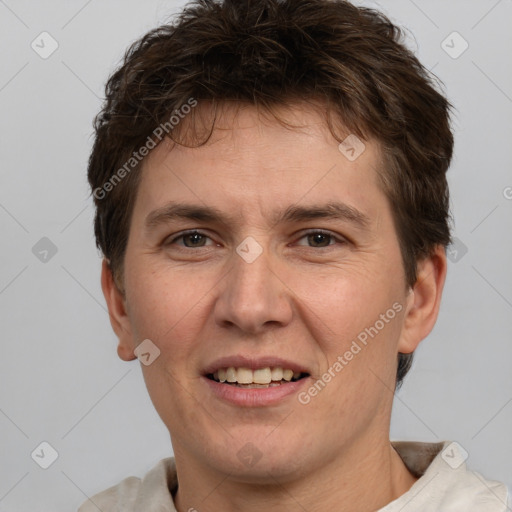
[144,201,371,232]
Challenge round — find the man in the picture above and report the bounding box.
[80,0,510,510]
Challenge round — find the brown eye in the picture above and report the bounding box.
[166,230,214,248]
[295,230,344,248]
[306,232,333,247]
[181,232,207,247]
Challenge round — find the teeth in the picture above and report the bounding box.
[237,367,253,384]
[283,369,293,381]
[211,366,304,385]
[271,367,283,380]
[226,367,237,383]
[253,368,272,384]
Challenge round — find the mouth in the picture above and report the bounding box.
[202,356,312,406]
[205,367,310,389]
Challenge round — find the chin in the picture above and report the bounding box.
[207,431,312,482]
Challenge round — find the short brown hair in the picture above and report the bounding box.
[88,0,454,387]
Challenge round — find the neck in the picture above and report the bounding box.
[173,436,418,512]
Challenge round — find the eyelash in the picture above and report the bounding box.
[165,229,346,249]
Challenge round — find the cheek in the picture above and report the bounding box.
[292,266,406,411]
[298,298,405,428]
[291,265,400,348]
[124,266,211,418]
[124,261,211,349]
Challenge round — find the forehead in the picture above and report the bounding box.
[134,101,388,227]
[168,100,371,156]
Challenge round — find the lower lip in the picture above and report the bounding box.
[202,376,309,407]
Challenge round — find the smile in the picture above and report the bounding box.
[207,367,309,388]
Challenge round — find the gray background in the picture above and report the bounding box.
[0,0,511,510]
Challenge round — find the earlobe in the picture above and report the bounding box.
[100,259,137,361]
[397,246,447,354]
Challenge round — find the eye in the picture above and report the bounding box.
[166,230,215,248]
[295,230,345,248]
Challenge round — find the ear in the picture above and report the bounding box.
[101,259,137,362]
[397,245,447,354]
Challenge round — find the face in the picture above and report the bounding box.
[106,102,442,482]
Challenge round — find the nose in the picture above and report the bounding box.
[213,240,293,334]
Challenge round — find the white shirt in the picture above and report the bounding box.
[78,441,510,511]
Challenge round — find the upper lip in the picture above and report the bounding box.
[202,355,311,375]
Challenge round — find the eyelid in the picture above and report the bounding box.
[164,229,216,246]
[164,228,348,248]
[293,228,347,246]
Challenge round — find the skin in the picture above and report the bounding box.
[102,102,447,512]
